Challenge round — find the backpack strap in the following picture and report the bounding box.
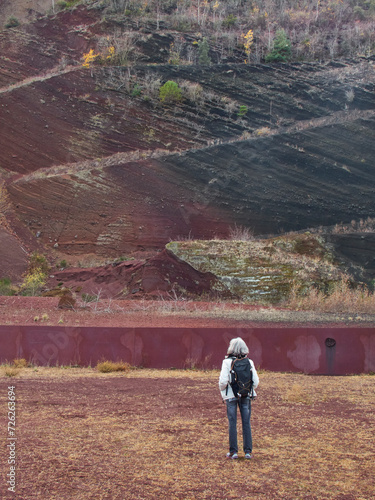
[226,356,236,396]
[248,358,255,399]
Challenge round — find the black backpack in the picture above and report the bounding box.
[229,356,254,399]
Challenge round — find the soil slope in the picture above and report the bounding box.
[0,227,28,280]
[6,114,375,255]
[1,4,375,291]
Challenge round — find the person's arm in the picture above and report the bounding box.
[250,359,259,389]
[219,359,231,392]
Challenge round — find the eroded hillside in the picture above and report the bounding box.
[0,2,375,289]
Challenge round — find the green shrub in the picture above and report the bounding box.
[168,41,181,65]
[82,293,98,303]
[159,81,182,104]
[131,83,142,97]
[353,6,367,20]
[57,0,80,9]
[29,252,50,275]
[265,29,292,63]
[238,105,248,117]
[5,16,20,29]
[198,37,211,65]
[222,14,237,28]
[0,278,16,296]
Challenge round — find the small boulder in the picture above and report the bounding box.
[58,293,76,309]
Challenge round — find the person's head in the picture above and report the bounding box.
[227,337,249,358]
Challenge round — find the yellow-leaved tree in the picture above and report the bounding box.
[242,29,254,63]
[20,252,50,296]
[82,49,99,68]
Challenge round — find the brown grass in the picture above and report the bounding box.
[0,368,373,499]
[3,366,20,377]
[283,383,313,404]
[96,360,131,373]
[228,224,255,241]
[0,181,12,231]
[13,358,29,368]
[331,217,375,234]
[288,279,375,314]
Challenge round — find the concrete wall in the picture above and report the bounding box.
[1,326,374,374]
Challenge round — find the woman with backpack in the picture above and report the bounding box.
[219,337,259,460]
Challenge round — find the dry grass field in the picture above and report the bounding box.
[1,367,374,500]
[1,296,375,328]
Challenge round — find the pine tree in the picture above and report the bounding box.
[265,29,292,63]
[198,37,211,65]
[159,81,182,103]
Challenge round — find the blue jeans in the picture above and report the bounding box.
[226,397,252,454]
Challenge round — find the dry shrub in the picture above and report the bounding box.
[255,126,271,136]
[96,361,131,373]
[0,181,12,232]
[289,279,375,314]
[179,80,204,105]
[283,383,312,404]
[142,72,161,99]
[332,217,375,234]
[13,358,29,368]
[228,224,254,241]
[4,367,20,377]
[0,181,11,217]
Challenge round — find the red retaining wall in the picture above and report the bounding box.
[1,326,374,374]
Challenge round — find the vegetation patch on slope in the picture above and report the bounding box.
[167,233,361,303]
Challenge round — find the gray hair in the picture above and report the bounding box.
[227,337,249,357]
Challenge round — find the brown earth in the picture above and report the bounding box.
[47,248,232,300]
[0,5,100,87]
[1,4,375,317]
[3,66,375,254]
[0,0,51,28]
[0,368,374,499]
[0,234,374,328]
[0,227,28,281]
[1,295,375,328]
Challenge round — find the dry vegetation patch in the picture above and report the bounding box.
[96,361,132,373]
[0,368,373,499]
[1,295,375,327]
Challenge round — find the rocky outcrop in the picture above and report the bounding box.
[47,248,231,299]
[1,57,374,175]
[324,233,375,283]
[1,3,375,263]
[6,114,375,254]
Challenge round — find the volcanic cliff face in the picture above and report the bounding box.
[5,113,375,256]
[1,4,375,265]
[0,0,51,28]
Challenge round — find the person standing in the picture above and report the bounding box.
[219,337,259,459]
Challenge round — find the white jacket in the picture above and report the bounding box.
[219,357,259,400]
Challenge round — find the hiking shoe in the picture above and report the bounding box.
[226,452,238,459]
[244,453,253,459]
